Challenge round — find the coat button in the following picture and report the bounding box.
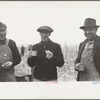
[87,59,90,61]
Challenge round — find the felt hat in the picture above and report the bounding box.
[80,18,100,29]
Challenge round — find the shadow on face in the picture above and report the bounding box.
[83,27,97,41]
[0,30,7,40]
[39,31,51,41]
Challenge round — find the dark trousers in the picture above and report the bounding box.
[15,76,27,82]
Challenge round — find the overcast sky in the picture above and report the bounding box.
[0,1,100,46]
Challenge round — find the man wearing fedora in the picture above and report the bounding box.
[27,26,64,82]
[75,18,100,81]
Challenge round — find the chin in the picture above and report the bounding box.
[87,38,94,41]
[0,38,5,40]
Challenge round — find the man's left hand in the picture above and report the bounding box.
[45,50,53,59]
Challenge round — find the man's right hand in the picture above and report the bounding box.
[74,63,85,71]
[74,63,80,71]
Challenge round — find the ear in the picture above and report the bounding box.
[5,30,7,36]
[49,33,51,36]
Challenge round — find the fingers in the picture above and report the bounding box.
[74,63,85,71]
[28,51,37,58]
[45,50,53,59]
[2,61,13,68]
[28,52,33,58]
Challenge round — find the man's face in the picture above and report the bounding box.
[39,31,51,41]
[0,29,7,40]
[83,27,97,41]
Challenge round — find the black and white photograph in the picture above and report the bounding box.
[0,1,100,99]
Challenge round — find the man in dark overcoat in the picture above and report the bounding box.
[27,26,64,81]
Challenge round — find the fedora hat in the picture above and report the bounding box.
[0,22,7,31]
[80,18,100,29]
[37,26,53,33]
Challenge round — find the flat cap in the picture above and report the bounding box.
[0,22,7,30]
[37,26,53,32]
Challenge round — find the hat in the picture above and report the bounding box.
[0,22,7,31]
[37,26,53,32]
[80,18,100,29]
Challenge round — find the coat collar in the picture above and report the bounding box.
[93,35,100,56]
[79,39,87,57]
[38,38,54,46]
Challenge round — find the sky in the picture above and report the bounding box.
[0,1,100,46]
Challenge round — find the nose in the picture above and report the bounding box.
[85,30,90,34]
[42,34,46,36]
[0,31,3,34]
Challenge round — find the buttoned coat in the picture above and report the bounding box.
[27,39,64,81]
[75,35,100,81]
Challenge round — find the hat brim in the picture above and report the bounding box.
[80,25,100,29]
[37,29,53,32]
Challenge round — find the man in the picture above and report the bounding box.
[21,45,25,56]
[27,26,64,82]
[0,22,21,82]
[75,18,100,81]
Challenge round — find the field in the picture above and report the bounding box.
[57,43,78,81]
[15,43,79,82]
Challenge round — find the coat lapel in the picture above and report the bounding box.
[79,40,87,57]
[93,36,100,56]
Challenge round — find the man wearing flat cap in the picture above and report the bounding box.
[27,26,64,82]
[0,22,21,82]
[75,18,100,81]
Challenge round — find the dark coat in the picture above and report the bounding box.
[27,39,64,81]
[75,35,100,81]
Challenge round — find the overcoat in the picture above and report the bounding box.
[75,35,100,81]
[27,39,64,81]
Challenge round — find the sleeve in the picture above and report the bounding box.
[49,44,64,67]
[27,45,37,67]
[9,40,21,67]
[27,56,37,67]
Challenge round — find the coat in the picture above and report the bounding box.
[75,35,100,81]
[27,39,64,81]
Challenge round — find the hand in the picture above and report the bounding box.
[28,51,37,58]
[28,51,33,58]
[75,63,85,71]
[45,50,53,59]
[74,63,81,71]
[2,61,13,68]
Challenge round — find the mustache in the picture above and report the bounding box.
[84,33,92,35]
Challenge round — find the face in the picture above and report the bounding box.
[0,30,7,40]
[39,31,51,41]
[83,27,97,41]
